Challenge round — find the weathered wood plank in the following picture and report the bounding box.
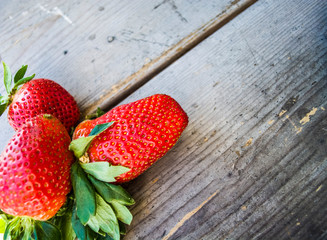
[0,0,254,113]
[0,0,254,150]
[113,0,327,239]
[84,0,257,116]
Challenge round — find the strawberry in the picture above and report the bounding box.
[0,62,80,131]
[68,94,187,240]
[0,114,74,221]
[71,94,188,183]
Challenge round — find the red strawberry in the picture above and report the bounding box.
[0,62,80,131]
[0,114,74,221]
[72,94,188,183]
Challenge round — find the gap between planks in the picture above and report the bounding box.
[83,0,258,117]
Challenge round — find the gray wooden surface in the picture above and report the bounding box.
[0,0,254,150]
[120,0,327,239]
[1,0,327,239]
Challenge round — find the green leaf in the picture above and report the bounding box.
[0,215,7,233]
[2,62,12,95]
[32,221,61,240]
[0,102,8,116]
[0,95,9,116]
[69,122,114,158]
[14,65,27,83]
[51,211,76,240]
[69,136,95,158]
[3,218,21,240]
[110,201,133,225]
[13,74,35,89]
[89,122,114,136]
[71,206,85,240]
[71,206,98,240]
[0,95,9,104]
[81,162,130,183]
[88,175,135,206]
[3,224,11,240]
[71,162,96,225]
[86,193,120,240]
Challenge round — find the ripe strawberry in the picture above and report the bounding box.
[72,94,188,183]
[0,62,80,131]
[0,114,74,221]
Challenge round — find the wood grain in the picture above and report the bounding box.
[114,0,327,239]
[84,0,257,116]
[0,0,253,150]
[0,0,251,112]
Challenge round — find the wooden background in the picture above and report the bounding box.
[0,0,326,239]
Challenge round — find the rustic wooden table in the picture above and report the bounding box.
[0,0,326,239]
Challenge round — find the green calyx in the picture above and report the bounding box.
[0,62,35,116]
[69,122,134,240]
[2,216,61,240]
[71,162,134,240]
[69,122,115,159]
[81,162,130,183]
